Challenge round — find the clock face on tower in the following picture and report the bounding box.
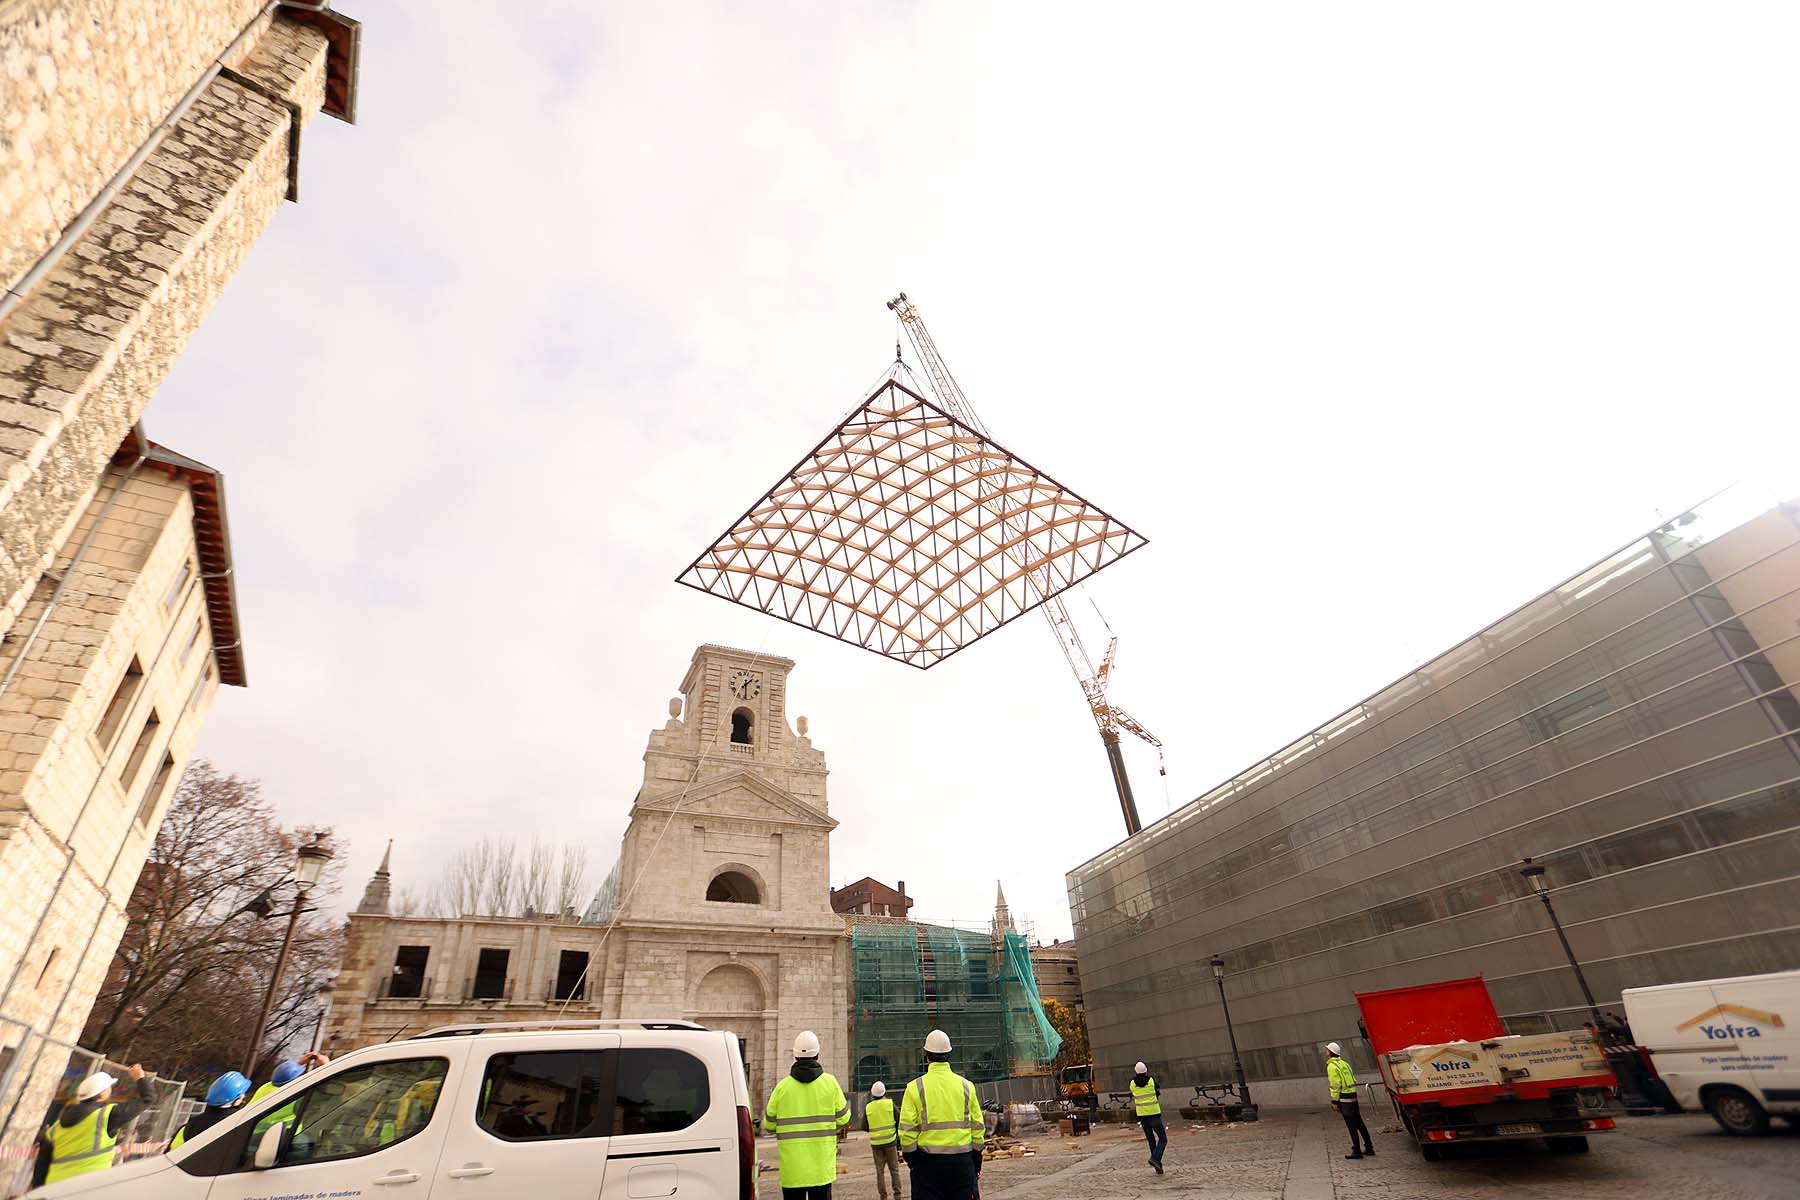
[728,669,761,701]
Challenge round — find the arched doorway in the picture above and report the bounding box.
[695,964,770,1106]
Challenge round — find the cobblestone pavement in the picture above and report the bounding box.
[788,1110,1800,1200]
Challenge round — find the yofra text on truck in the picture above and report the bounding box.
[1622,969,1800,1136]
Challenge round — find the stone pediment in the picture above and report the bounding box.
[635,770,836,830]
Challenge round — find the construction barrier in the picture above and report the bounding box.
[0,1013,190,1198]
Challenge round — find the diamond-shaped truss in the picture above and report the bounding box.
[678,379,1147,668]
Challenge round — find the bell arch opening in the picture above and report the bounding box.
[706,869,762,904]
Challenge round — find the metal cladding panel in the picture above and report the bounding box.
[679,379,1146,668]
[1355,976,1506,1055]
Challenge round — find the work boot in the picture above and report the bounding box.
[1363,1146,1375,1156]
[1152,1159,1164,1175]
[1344,1150,1363,1160]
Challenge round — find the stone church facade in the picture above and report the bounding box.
[326,645,851,1104]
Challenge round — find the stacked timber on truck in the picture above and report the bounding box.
[1355,976,1619,1160]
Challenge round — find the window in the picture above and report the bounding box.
[95,659,144,749]
[554,950,589,1002]
[242,1057,448,1169]
[178,615,204,666]
[706,870,760,904]
[471,948,510,999]
[388,946,429,999]
[119,709,160,789]
[163,558,193,612]
[730,707,753,745]
[187,662,213,713]
[615,1048,708,1136]
[478,1051,607,1140]
[135,752,175,827]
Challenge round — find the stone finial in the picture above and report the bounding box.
[356,839,394,915]
[796,715,809,736]
[669,697,683,718]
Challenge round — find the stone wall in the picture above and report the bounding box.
[0,8,328,636]
[0,466,222,1154]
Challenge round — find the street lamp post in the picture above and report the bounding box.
[1519,859,1603,1027]
[244,833,334,1073]
[1210,955,1258,1121]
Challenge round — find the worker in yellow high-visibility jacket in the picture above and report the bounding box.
[898,1030,984,1200]
[865,1080,902,1200]
[1326,1042,1373,1159]
[34,1064,153,1187]
[764,1031,850,1200]
[1129,1061,1167,1174]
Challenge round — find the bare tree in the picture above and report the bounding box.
[431,837,590,918]
[82,761,345,1082]
[555,844,590,916]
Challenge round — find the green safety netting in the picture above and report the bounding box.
[849,923,1061,1089]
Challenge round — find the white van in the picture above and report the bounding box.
[1621,969,1800,1135]
[29,1019,756,1199]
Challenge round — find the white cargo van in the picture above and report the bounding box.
[1621,969,1800,1135]
[29,1019,756,1199]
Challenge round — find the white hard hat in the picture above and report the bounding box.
[871,1081,886,1098]
[1326,1042,1341,1056]
[76,1073,116,1102]
[793,1031,821,1058]
[1134,1061,1148,1075]
[924,1029,952,1054]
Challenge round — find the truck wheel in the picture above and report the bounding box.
[1420,1144,1442,1162]
[1545,1136,1589,1154]
[1706,1087,1770,1136]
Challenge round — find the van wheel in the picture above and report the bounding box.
[1545,1136,1589,1154]
[1706,1087,1770,1136]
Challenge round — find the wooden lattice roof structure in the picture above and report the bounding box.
[678,378,1146,668]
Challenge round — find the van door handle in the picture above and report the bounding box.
[448,1165,496,1178]
[373,1171,422,1185]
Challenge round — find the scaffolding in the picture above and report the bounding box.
[849,923,1061,1090]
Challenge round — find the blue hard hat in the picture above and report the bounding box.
[205,1071,252,1107]
[271,1061,304,1086]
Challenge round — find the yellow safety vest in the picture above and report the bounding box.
[764,1071,849,1188]
[1327,1056,1357,1100]
[897,1063,984,1155]
[43,1105,118,1184]
[1130,1078,1161,1117]
[866,1096,897,1146]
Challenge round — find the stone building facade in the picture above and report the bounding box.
[0,0,360,1150]
[326,646,852,1106]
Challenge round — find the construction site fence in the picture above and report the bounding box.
[0,1013,193,1199]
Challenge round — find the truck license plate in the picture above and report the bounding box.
[1498,1123,1541,1135]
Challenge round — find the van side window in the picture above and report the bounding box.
[240,1057,448,1169]
[616,1048,709,1136]
[478,1051,608,1140]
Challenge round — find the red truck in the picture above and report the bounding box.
[1355,976,1619,1160]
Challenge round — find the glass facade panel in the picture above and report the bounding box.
[1068,494,1800,1090]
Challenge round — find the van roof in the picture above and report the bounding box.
[410,1019,714,1040]
[1622,968,1800,996]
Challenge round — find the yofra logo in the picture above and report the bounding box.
[1676,1004,1785,1041]
[1429,1059,1473,1072]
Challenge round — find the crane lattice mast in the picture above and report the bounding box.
[887,292,1163,836]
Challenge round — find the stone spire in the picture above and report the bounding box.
[356,839,393,915]
[992,881,1015,940]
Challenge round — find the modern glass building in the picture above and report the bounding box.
[1067,489,1800,1095]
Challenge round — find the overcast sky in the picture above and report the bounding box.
[149,2,1798,942]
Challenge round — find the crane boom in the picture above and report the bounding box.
[886,292,1162,836]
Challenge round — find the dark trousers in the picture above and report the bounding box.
[1338,1100,1373,1152]
[1137,1114,1168,1163]
[783,1188,832,1200]
[905,1148,980,1200]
